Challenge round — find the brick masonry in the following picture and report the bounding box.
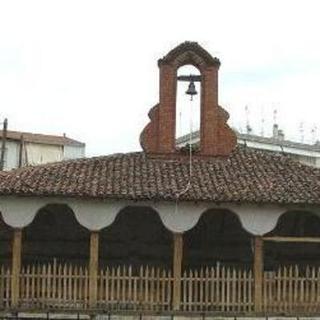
[140,41,237,157]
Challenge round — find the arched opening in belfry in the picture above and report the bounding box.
[0,214,12,267]
[183,209,253,270]
[99,206,172,271]
[264,210,320,269]
[22,204,90,266]
[175,65,201,149]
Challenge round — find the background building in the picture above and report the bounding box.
[0,129,85,171]
[177,123,320,167]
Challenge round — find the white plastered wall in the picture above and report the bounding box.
[0,196,319,235]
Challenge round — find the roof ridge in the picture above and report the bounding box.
[0,129,85,146]
[4,151,144,174]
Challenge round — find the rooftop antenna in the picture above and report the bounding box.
[272,109,279,139]
[245,105,252,134]
[299,122,305,143]
[311,125,317,144]
[260,106,265,137]
[273,109,278,125]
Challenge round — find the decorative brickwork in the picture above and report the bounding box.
[140,41,236,157]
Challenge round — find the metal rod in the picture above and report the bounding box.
[0,118,8,171]
[177,75,201,82]
[18,134,24,168]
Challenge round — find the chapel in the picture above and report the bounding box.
[1,42,320,316]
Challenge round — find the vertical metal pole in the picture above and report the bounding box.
[0,118,8,171]
[18,134,24,168]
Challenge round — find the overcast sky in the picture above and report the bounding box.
[1,0,320,156]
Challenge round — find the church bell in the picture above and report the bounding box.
[186,80,197,97]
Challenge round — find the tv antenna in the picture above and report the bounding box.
[260,106,265,137]
[299,122,305,143]
[245,105,252,134]
[311,125,317,144]
[273,109,278,125]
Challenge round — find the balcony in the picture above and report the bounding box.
[1,203,320,316]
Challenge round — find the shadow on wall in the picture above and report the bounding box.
[265,210,320,269]
[99,206,173,271]
[22,204,90,266]
[0,214,12,267]
[183,209,253,270]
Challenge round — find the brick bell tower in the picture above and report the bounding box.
[140,41,236,157]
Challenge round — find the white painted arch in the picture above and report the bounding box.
[0,196,319,235]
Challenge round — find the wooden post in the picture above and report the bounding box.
[11,228,22,308]
[254,236,264,313]
[173,232,183,310]
[89,231,99,308]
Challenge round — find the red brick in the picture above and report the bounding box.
[140,41,236,157]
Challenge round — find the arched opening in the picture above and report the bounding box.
[22,204,90,265]
[176,65,201,149]
[99,206,172,271]
[264,210,320,269]
[0,213,12,267]
[183,209,253,270]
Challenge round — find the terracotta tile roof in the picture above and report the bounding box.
[0,130,85,147]
[0,146,320,205]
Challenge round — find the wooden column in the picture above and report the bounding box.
[11,228,22,308]
[89,231,99,308]
[254,236,264,313]
[172,232,183,310]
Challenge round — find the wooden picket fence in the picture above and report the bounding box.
[97,265,172,311]
[181,266,253,312]
[0,266,11,309]
[263,265,320,314]
[3,262,320,314]
[19,262,89,309]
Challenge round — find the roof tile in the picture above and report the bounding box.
[0,146,320,204]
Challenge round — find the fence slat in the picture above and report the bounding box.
[5,262,320,314]
[261,264,320,314]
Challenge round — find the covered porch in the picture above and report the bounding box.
[1,197,320,315]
